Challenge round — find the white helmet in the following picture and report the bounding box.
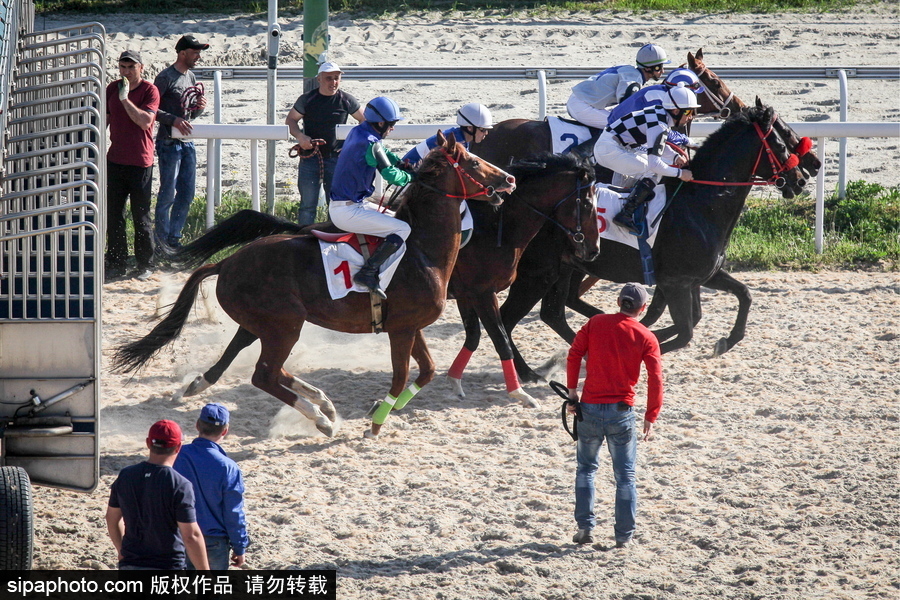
[457,103,493,129]
[662,82,701,111]
[636,43,671,68]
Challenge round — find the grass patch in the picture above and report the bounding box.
[34,0,871,16]
[728,180,899,270]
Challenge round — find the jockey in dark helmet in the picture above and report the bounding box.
[329,96,412,299]
[593,83,700,235]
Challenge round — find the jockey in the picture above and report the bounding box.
[402,103,493,165]
[593,83,700,234]
[329,96,413,299]
[606,68,706,148]
[566,43,671,130]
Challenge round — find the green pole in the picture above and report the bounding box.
[303,0,329,93]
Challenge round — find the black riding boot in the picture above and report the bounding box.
[353,233,404,299]
[613,177,657,235]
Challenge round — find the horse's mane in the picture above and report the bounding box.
[692,104,774,165]
[507,152,592,182]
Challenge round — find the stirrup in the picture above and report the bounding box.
[613,211,645,237]
[354,269,387,299]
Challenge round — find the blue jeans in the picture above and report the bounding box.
[574,402,638,543]
[297,153,338,226]
[186,535,231,570]
[155,139,197,246]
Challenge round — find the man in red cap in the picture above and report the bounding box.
[105,420,210,569]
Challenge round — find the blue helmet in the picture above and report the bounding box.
[364,96,405,123]
[665,68,705,93]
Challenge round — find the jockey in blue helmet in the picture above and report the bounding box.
[329,96,413,299]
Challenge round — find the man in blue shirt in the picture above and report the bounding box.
[174,403,250,570]
[106,420,209,570]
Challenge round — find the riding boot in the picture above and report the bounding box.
[613,177,657,235]
[353,233,404,299]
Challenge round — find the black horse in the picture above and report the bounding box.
[498,103,808,382]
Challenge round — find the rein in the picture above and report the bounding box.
[410,146,504,201]
[693,65,737,118]
[289,140,326,186]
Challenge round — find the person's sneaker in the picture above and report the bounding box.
[572,529,593,544]
[134,268,154,282]
[615,539,631,549]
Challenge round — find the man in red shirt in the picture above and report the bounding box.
[105,50,159,282]
[566,282,663,548]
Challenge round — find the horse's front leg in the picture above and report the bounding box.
[499,273,553,384]
[447,297,482,399]
[539,267,578,344]
[367,329,416,439]
[564,268,604,323]
[640,287,667,328]
[703,269,752,356]
[474,292,540,409]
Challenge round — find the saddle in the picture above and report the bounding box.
[311,230,385,255]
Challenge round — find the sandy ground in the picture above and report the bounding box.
[26,7,900,599]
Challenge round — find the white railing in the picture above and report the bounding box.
[181,120,899,254]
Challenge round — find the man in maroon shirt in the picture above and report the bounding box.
[566,282,663,548]
[105,50,159,282]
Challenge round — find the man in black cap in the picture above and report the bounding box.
[173,403,250,570]
[105,49,159,282]
[565,282,664,549]
[153,35,209,250]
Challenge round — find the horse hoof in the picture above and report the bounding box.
[365,400,381,418]
[363,429,379,440]
[315,417,334,437]
[183,374,210,397]
[713,338,729,357]
[509,388,539,409]
[320,401,338,422]
[448,375,466,399]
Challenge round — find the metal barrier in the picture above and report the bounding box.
[0,10,105,499]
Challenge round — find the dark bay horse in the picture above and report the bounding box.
[447,153,599,404]
[499,104,807,381]
[113,132,516,439]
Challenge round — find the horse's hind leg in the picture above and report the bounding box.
[447,298,482,399]
[251,328,335,437]
[282,374,337,422]
[389,329,435,411]
[183,326,258,397]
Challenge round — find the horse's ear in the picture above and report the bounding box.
[755,96,764,109]
[687,52,696,68]
[437,129,447,147]
[445,130,458,148]
[696,48,704,60]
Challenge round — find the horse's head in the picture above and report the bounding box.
[688,48,745,119]
[506,153,600,261]
[421,130,515,206]
[748,102,808,199]
[756,97,822,182]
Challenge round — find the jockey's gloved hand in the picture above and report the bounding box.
[396,160,416,174]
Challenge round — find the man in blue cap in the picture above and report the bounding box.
[174,403,250,569]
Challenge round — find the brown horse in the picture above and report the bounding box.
[112,132,516,439]
[447,153,600,405]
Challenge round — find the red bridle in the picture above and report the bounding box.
[436,146,501,200]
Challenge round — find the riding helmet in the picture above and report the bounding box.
[664,68,705,93]
[364,96,405,123]
[662,82,702,111]
[456,103,494,129]
[636,43,671,68]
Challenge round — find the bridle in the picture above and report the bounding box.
[692,65,739,118]
[513,178,595,246]
[416,146,505,200]
[689,115,805,189]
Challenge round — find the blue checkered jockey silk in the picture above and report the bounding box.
[606,104,672,149]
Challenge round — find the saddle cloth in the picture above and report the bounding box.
[546,116,593,154]
[595,182,666,250]
[317,232,406,300]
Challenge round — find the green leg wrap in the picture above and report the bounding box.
[371,394,397,425]
[392,383,422,411]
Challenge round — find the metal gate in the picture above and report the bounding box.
[0,3,104,500]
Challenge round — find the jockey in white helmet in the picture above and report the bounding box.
[593,83,700,234]
[566,43,671,130]
[402,103,493,165]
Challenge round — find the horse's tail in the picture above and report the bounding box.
[166,209,304,269]
[111,263,221,373]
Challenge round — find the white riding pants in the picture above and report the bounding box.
[594,132,681,187]
[329,200,412,241]
[566,95,612,130]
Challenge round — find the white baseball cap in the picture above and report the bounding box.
[318,62,343,74]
